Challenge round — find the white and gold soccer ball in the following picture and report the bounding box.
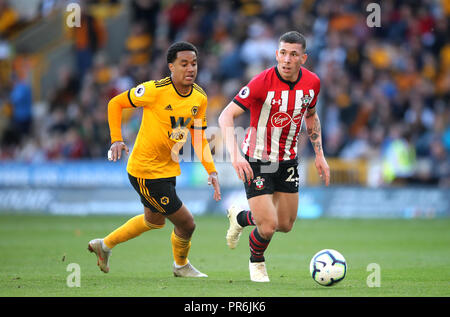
[309,249,347,286]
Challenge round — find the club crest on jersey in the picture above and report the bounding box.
[301,95,312,107]
[191,106,199,116]
[253,176,265,190]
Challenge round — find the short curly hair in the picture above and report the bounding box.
[166,41,198,64]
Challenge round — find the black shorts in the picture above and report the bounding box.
[243,157,299,199]
[128,173,183,215]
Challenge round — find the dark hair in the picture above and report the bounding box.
[166,41,198,64]
[279,31,306,50]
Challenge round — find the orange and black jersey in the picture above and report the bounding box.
[108,76,216,179]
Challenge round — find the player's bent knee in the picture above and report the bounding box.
[258,223,277,240]
[277,222,294,233]
[187,221,196,235]
[178,219,196,237]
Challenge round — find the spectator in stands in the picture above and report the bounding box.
[0,0,18,37]
[240,20,277,70]
[165,0,192,41]
[70,4,107,80]
[9,72,33,142]
[217,37,245,80]
[125,22,152,68]
[49,66,80,113]
[382,125,417,185]
[130,0,161,37]
[431,138,450,186]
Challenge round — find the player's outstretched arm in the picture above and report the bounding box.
[218,102,254,182]
[107,91,133,162]
[304,108,330,186]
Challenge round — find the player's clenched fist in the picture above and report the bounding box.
[108,141,129,162]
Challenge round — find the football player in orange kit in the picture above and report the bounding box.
[88,41,221,278]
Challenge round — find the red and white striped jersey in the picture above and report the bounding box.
[233,66,320,162]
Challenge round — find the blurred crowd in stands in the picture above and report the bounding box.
[0,0,449,187]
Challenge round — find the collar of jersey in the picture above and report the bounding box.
[170,76,193,97]
[274,66,303,90]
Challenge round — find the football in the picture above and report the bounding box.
[309,249,347,286]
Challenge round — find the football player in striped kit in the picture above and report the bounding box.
[219,31,330,282]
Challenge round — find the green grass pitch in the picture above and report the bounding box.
[0,214,449,297]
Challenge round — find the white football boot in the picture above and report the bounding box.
[173,261,208,277]
[88,239,112,273]
[249,261,270,282]
[226,205,243,249]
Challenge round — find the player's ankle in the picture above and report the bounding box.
[102,240,112,252]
